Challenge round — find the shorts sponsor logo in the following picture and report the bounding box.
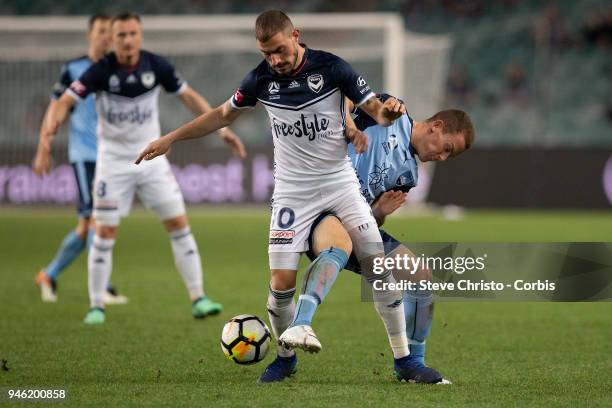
[269,229,295,245]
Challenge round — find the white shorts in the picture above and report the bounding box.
[268,180,378,255]
[93,156,186,226]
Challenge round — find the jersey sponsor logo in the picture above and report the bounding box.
[70,80,87,97]
[288,80,300,89]
[307,74,324,93]
[109,75,120,92]
[271,114,331,141]
[269,229,295,245]
[141,71,155,89]
[106,105,153,125]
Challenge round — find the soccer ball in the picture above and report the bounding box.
[220,314,271,365]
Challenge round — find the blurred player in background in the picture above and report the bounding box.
[33,14,128,305]
[136,10,412,384]
[296,94,475,383]
[42,12,246,325]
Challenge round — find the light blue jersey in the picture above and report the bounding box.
[52,56,97,162]
[348,112,418,205]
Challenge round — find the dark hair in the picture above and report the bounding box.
[88,14,109,30]
[426,109,475,149]
[255,10,294,42]
[111,12,141,25]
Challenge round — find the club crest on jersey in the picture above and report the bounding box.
[141,71,155,89]
[382,134,398,155]
[108,75,120,92]
[307,74,324,93]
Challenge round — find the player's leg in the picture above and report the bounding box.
[137,157,220,318]
[161,214,222,318]
[331,187,410,362]
[379,235,446,384]
[279,214,351,352]
[388,243,435,366]
[84,162,134,325]
[79,161,128,306]
[259,254,299,383]
[35,161,94,302]
[261,199,317,383]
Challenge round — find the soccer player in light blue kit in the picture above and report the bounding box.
[295,93,475,383]
[34,15,126,304]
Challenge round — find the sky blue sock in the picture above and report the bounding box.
[404,290,434,365]
[45,230,87,281]
[292,247,349,327]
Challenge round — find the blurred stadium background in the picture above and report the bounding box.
[1,0,611,210]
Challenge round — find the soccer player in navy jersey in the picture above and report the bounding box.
[300,94,475,383]
[42,12,246,325]
[136,10,414,383]
[33,14,127,305]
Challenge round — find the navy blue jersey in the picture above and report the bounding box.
[348,94,418,204]
[230,47,375,188]
[52,56,97,162]
[67,50,186,159]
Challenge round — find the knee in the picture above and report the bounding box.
[75,217,90,239]
[270,269,296,291]
[163,215,188,232]
[96,225,118,239]
[313,216,352,256]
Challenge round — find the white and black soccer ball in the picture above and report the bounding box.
[220,314,271,365]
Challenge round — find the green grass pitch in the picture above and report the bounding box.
[1,208,611,407]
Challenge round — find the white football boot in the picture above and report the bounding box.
[278,325,322,353]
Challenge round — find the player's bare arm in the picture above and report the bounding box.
[135,100,243,164]
[33,100,57,176]
[177,86,247,159]
[358,95,405,127]
[34,94,77,176]
[344,100,368,154]
[371,190,407,226]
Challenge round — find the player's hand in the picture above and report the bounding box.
[345,127,368,154]
[135,136,172,164]
[33,148,51,177]
[381,97,405,122]
[220,128,247,159]
[375,190,407,216]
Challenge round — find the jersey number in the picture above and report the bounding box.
[96,181,106,198]
[277,207,295,229]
